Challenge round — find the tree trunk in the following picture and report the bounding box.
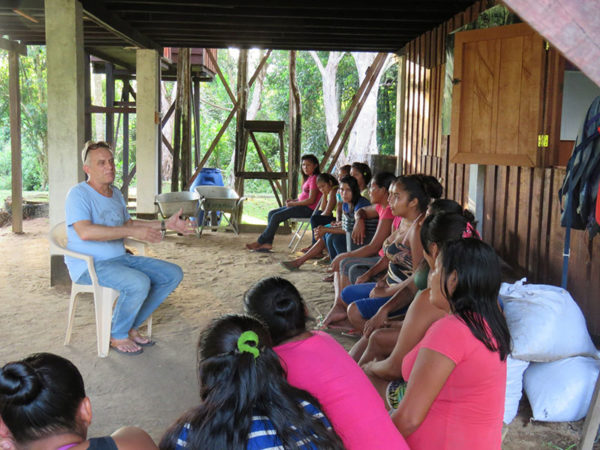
[345,52,390,165]
[309,51,344,146]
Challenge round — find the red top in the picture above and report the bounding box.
[402,315,506,450]
[376,204,394,257]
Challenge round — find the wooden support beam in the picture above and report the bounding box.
[9,49,23,234]
[325,52,387,172]
[80,0,162,53]
[193,77,201,166]
[206,48,237,105]
[248,49,272,88]
[122,83,130,198]
[84,51,92,141]
[321,52,386,169]
[88,105,135,114]
[161,133,174,156]
[233,49,249,217]
[161,100,176,128]
[105,62,115,145]
[0,37,27,56]
[191,101,240,180]
[288,50,301,200]
[249,131,282,205]
[180,48,192,189]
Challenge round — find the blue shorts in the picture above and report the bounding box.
[340,282,407,319]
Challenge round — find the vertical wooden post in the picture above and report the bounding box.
[395,53,407,176]
[180,48,192,189]
[193,77,201,167]
[171,50,183,192]
[234,50,248,212]
[105,62,114,144]
[9,50,23,234]
[288,51,301,200]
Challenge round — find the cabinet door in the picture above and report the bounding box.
[450,23,545,166]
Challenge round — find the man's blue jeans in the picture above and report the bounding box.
[258,205,313,245]
[76,254,183,339]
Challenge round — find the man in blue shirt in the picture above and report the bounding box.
[65,140,193,355]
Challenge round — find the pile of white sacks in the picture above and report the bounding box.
[502,279,600,424]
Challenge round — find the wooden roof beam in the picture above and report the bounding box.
[0,37,27,55]
[80,0,162,52]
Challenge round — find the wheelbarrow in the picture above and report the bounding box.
[154,191,201,235]
[195,186,245,236]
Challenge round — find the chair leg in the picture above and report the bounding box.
[290,221,309,253]
[146,315,153,339]
[64,286,80,346]
[95,288,118,358]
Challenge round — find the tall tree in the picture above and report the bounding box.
[309,51,344,145]
[345,52,390,164]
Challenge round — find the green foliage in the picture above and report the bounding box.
[0,46,48,190]
[0,46,397,195]
[377,62,398,155]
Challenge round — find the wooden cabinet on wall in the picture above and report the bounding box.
[450,22,560,167]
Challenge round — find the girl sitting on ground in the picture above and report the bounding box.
[160,314,344,450]
[321,174,442,328]
[390,239,510,449]
[246,154,322,252]
[244,277,409,450]
[0,353,157,450]
[361,211,479,389]
[280,175,371,271]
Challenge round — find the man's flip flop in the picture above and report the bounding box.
[134,339,155,347]
[111,345,143,355]
[252,248,272,253]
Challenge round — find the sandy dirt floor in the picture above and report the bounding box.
[0,218,594,449]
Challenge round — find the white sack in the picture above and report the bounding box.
[500,279,598,362]
[524,356,600,422]
[504,356,529,424]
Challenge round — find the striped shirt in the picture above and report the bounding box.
[175,400,332,450]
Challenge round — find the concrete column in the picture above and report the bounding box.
[136,49,160,218]
[468,164,486,238]
[45,0,85,285]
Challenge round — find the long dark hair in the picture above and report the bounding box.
[428,199,477,229]
[340,175,361,208]
[0,353,86,444]
[420,212,475,255]
[394,174,443,213]
[159,315,344,450]
[244,276,307,345]
[351,162,372,186]
[439,239,511,361]
[301,154,320,181]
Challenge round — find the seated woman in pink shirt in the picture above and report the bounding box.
[244,276,408,450]
[246,154,321,252]
[392,239,510,449]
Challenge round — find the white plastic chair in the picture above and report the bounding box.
[288,217,311,253]
[49,222,151,357]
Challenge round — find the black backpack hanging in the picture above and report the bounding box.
[558,95,600,288]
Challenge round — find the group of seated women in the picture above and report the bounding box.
[0,157,511,449]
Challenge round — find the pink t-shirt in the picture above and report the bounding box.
[402,315,506,450]
[376,204,395,257]
[275,331,408,450]
[297,175,321,210]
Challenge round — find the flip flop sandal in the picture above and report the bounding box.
[280,261,299,271]
[111,344,143,355]
[134,339,155,347]
[252,248,273,253]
